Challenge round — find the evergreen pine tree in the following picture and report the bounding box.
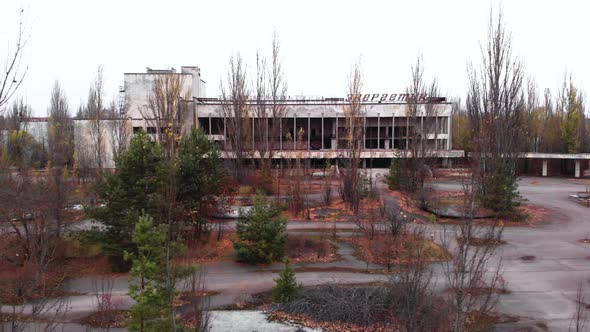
[386,159,401,190]
[272,259,300,303]
[88,130,166,271]
[234,194,287,264]
[125,214,174,332]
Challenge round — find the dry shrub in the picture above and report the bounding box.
[79,310,129,329]
[342,234,450,267]
[244,170,275,195]
[176,232,236,264]
[277,285,390,326]
[275,284,451,331]
[457,236,507,247]
[286,236,336,263]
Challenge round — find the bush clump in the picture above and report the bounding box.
[385,159,401,190]
[233,194,287,264]
[272,259,301,303]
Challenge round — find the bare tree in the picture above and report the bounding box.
[267,31,288,170]
[0,9,29,114]
[87,66,107,172]
[107,99,131,162]
[0,166,70,332]
[286,128,305,216]
[6,98,31,132]
[388,224,447,332]
[47,81,73,237]
[140,71,194,332]
[90,276,123,328]
[182,267,211,331]
[251,32,288,173]
[252,50,268,168]
[557,74,587,154]
[441,181,506,332]
[467,8,525,217]
[220,53,250,181]
[394,57,441,209]
[141,73,190,158]
[570,282,588,332]
[339,59,364,214]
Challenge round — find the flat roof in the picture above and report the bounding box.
[520,152,590,160]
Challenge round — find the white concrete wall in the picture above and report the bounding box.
[22,121,49,147]
[181,66,206,98]
[124,73,194,119]
[195,102,452,119]
[15,119,130,169]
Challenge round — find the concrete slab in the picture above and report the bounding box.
[208,310,321,332]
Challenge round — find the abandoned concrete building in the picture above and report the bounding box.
[123,66,460,167]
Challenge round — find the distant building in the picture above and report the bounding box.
[123,66,458,166]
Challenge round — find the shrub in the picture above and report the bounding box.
[272,259,301,303]
[244,170,274,195]
[475,160,523,220]
[277,284,451,330]
[278,285,389,326]
[286,236,332,260]
[233,194,287,264]
[385,159,402,190]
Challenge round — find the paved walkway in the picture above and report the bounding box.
[431,177,590,331]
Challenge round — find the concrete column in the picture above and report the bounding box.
[575,160,581,178]
[335,114,338,150]
[447,115,451,150]
[193,101,197,130]
[405,116,409,150]
[266,113,269,154]
[251,116,255,151]
[308,113,311,151]
[542,159,548,177]
[377,113,381,150]
[223,117,227,148]
[420,113,424,150]
[392,115,395,149]
[363,113,367,149]
[321,113,324,150]
[279,117,282,151]
[293,114,296,151]
[208,113,212,135]
[435,116,438,150]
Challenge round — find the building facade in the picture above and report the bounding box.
[124,66,459,164]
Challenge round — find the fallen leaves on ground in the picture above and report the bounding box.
[175,232,236,264]
[286,236,338,264]
[78,310,129,329]
[340,234,450,266]
[268,311,399,332]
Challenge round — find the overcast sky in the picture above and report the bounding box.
[1,0,589,116]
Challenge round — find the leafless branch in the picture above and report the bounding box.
[0,9,29,114]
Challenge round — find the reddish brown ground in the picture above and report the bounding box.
[175,232,237,265]
[286,236,338,263]
[431,168,473,181]
[0,255,117,304]
[340,234,450,267]
[268,311,399,332]
[78,310,129,329]
[386,189,552,227]
[424,204,551,228]
[176,232,338,265]
[283,197,386,222]
[457,237,507,247]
